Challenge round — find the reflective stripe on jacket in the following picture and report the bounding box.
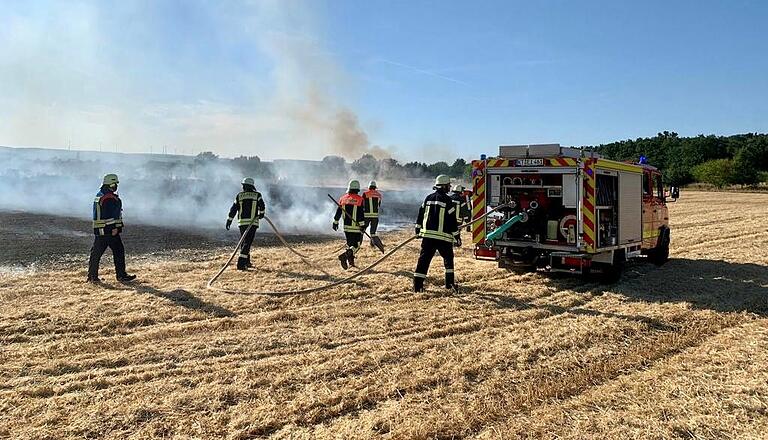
[229,191,266,226]
[334,193,365,233]
[416,191,459,243]
[92,188,123,236]
[450,191,470,224]
[363,189,382,218]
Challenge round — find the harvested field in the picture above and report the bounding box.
[1,191,767,439]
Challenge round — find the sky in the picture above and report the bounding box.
[1,0,766,161]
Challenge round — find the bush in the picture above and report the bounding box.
[691,159,734,188]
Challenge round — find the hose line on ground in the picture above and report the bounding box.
[207,206,505,296]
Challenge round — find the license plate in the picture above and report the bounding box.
[516,158,544,166]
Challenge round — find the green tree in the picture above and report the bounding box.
[351,154,380,176]
[691,159,735,188]
[448,158,467,177]
[731,145,760,185]
[321,155,347,176]
[427,161,450,176]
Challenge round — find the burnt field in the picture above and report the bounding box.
[1,191,767,439]
[0,211,337,270]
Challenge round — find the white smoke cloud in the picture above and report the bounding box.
[0,0,391,160]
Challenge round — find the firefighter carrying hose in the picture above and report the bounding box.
[87,174,136,283]
[413,175,461,292]
[333,179,366,270]
[226,177,265,271]
[363,180,384,251]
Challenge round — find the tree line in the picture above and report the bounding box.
[592,131,768,187]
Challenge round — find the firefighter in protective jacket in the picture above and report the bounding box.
[363,180,385,252]
[333,179,366,269]
[87,174,136,283]
[414,175,461,292]
[450,184,471,228]
[226,177,266,270]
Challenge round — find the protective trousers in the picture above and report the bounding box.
[364,218,384,251]
[364,218,379,237]
[341,231,363,266]
[88,234,127,280]
[413,238,455,291]
[238,225,257,269]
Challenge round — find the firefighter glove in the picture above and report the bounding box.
[454,236,462,247]
[225,219,232,230]
[332,222,339,231]
[414,227,421,237]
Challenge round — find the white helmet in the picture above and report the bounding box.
[434,174,451,186]
[368,180,377,189]
[241,177,255,186]
[348,179,361,191]
[452,184,464,192]
[102,174,119,185]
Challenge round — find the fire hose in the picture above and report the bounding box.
[206,205,508,296]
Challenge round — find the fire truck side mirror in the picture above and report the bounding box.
[668,186,680,200]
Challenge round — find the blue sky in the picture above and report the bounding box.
[1,0,766,161]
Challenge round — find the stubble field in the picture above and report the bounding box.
[1,191,767,439]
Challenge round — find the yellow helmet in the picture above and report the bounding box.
[452,184,464,192]
[241,177,255,186]
[434,174,451,186]
[348,179,361,191]
[102,174,119,185]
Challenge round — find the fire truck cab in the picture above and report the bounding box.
[471,144,677,280]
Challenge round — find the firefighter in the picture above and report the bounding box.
[226,177,265,270]
[413,175,461,292]
[450,184,471,229]
[363,180,384,251]
[87,173,136,283]
[333,179,365,270]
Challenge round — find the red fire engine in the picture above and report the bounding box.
[471,144,679,280]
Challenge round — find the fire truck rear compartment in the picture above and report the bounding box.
[487,169,623,268]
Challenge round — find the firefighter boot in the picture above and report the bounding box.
[371,236,385,254]
[117,274,137,283]
[445,271,458,293]
[347,249,357,268]
[338,251,349,270]
[413,277,425,292]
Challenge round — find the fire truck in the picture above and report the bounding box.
[471,144,679,280]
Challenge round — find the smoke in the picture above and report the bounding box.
[0,1,450,236]
[0,147,428,234]
[0,0,392,161]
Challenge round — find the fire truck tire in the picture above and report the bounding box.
[648,227,670,266]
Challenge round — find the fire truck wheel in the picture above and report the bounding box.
[649,228,670,266]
